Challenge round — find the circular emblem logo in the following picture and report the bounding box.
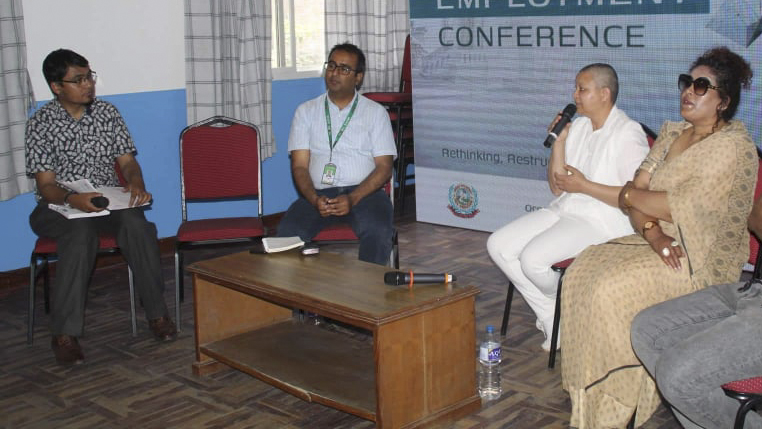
[448,183,479,218]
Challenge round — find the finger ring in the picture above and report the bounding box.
[661,247,671,257]
[671,241,679,247]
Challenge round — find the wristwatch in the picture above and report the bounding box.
[641,220,657,236]
[63,190,76,208]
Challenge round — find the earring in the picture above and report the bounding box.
[712,105,726,132]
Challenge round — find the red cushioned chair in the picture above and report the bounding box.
[745,154,762,280]
[396,34,414,213]
[311,180,399,269]
[28,237,136,345]
[499,259,572,369]
[364,34,414,213]
[499,123,658,369]
[28,163,137,344]
[640,122,657,145]
[175,116,266,326]
[723,376,762,429]
[395,125,415,214]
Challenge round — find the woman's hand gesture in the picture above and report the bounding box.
[646,231,683,270]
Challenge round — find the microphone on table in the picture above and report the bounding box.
[543,103,577,148]
[384,271,457,289]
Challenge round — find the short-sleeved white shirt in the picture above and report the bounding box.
[288,91,397,189]
[548,105,649,237]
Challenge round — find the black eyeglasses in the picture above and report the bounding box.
[61,71,97,86]
[678,74,720,96]
[324,61,358,76]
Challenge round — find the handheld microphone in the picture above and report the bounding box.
[543,104,577,148]
[91,196,110,209]
[384,271,457,289]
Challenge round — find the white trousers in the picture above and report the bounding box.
[487,208,611,327]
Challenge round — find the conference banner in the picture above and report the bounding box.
[409,0,761,231]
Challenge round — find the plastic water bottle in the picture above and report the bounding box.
[478,325,502,400]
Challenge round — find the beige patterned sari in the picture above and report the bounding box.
[560,120,757,428]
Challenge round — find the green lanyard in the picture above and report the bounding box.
[324,94,359,161]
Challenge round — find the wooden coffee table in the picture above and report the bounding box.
[188,250,480,428]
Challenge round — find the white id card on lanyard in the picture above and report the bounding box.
[323,95,359,186]
[321,163,337,185]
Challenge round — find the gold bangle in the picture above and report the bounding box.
[623,189,633,209]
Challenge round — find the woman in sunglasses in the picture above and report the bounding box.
[559,46,755,428]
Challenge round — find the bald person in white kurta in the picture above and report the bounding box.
[487,64,649,350]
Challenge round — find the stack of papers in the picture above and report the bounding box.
[48,179,150,219]
[261,236,305,253]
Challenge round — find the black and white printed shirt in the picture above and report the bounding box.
[25,98,136,192]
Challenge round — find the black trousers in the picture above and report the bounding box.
[30,204,169,336]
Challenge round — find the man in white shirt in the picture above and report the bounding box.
[277,43,397,265]
[487,63,650,350]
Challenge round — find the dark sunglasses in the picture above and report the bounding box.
[678,74,720,96]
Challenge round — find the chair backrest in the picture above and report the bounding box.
[399,35,411,94]
[113,160,131,187]
[751,232,762,280]
[179,116,262,220]
[384,176,394,207]
[640,122,657,148]
[748,154,762,277]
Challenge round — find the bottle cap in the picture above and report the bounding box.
[486,325,494,333]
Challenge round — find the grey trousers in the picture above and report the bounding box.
[30,203,169,337]
[631,281,762,429]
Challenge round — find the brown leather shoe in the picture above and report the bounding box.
[51,335,84,365]
[148,316,177,342]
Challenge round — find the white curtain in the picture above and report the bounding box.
[0,0,35,201]
[185,0,274,158]
[325,0,410,93]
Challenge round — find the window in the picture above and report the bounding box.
[271,0,324,79]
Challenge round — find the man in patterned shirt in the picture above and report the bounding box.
[25,49,177,365]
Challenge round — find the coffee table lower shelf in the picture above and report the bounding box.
[200,321,377,421]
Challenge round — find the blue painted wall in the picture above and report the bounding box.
[0,77,325,272]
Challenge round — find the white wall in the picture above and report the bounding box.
[23,0,185,96]
[2,0,189,273]
[1,0,310,272]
